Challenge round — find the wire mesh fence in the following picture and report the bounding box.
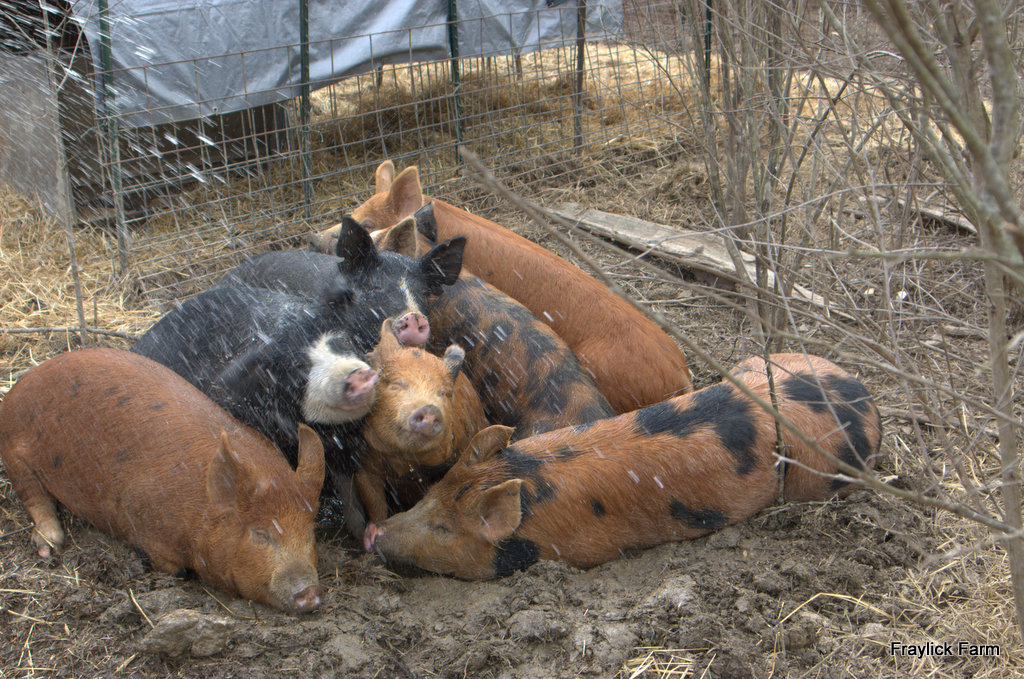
[67,0,707,300]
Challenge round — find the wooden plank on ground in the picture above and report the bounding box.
[550,203,842,319]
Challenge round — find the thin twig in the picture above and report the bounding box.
[0,327,137,340]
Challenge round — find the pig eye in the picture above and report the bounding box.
[250,528,273,545]
[432,522,453,535]
[440,387,453,399]
[389,379,409,390]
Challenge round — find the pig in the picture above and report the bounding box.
[132,284,376,478]
[219,215,467,349]
[371,203,616,439]
[355,318,488,530]
[311,160,693,413]
[363,353,882,579]
[0,348,325,613]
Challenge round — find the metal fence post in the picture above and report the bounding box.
[447,0,464,152]
[573,0,588,156]
[97,0,130,277]
[299,0,313,222]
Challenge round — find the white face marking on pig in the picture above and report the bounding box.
[400,279,420,316]
[303,334,376,424]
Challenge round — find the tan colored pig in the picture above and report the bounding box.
[0,348,325,614]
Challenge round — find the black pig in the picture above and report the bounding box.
[217,215,466,349]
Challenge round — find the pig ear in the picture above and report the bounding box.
[335,217,380,272]
[419,236,466,294]
[442,344,465,381]
[371,318,402,365]
[208,432,243,509]
[375,160,395,193]
[294,423,326,499]
[378,216,419,257]
[388,166,423,219]
[412,202,439,243]
[473,479,523,544]
[464,424,514,465]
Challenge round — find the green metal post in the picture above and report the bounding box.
[573,0,587,156]
[299,0,313,222]
[97,0,130,276]
[447,0,464,153]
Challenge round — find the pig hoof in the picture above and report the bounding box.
[363,523,383,553]
[288,585,322,614]
[392,312,430,347]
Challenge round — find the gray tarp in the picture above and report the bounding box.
[68,0,622,128]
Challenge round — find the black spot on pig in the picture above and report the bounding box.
[782,375,830,412]
[503,446,543,478]
[115,396,131,408]
[591,498,606,517]
[825,375,874,414]
[520,478,556,517]
[634,385,757,475]
[493,537,540,577]
[669,499,727,531]
[150,401,165,411]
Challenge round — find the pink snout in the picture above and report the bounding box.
[364,522,384,552]
[342,367,378,411]
[287,584,322,614]
[392,312,430,347]
[408,404,443,438]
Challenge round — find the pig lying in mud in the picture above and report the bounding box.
[356,318,488,529]
[313,160,693,413]
[219,215,467,350]
[0,348,325,613]
[372,203,616,439]
[364,353,882,579]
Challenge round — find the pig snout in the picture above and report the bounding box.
[343,367,379,408]
[287,583,322,614]
[408,404,443,438]
[270,563,322,614]
[326,367,378,415]
[392,312,430,346]
[364,522,384,553]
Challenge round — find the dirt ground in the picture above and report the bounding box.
[1,147,1020,678]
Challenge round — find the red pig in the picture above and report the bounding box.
[356,318,488,528]
[363,353,882,579]
[0,348,325,613]
[311,160,692,413]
